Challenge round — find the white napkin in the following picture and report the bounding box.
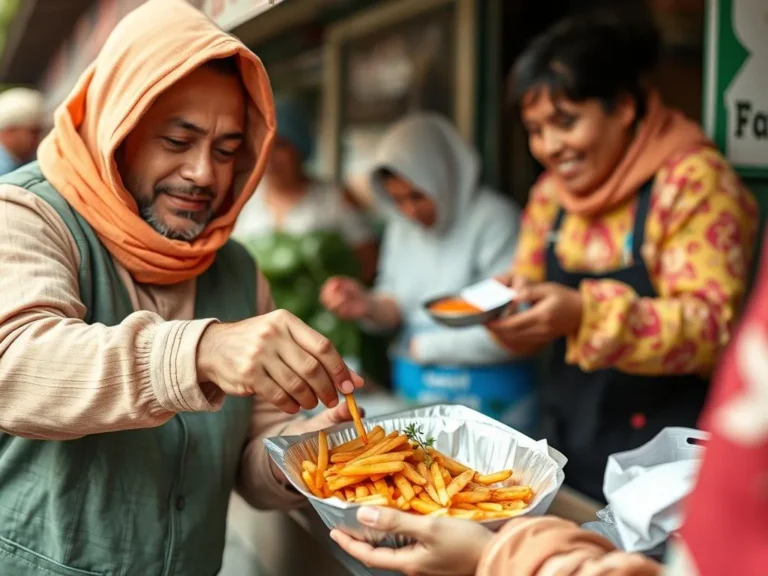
[460,279,517,311]
[603,427,708,552]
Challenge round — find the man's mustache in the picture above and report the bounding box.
[154,184,214,200]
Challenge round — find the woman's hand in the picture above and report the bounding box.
[488,282,583,351]
[330,507,493,576]
[320,276,371,320]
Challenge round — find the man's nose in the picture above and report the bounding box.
[180,150,216,188]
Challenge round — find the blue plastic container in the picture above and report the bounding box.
[392,356,539,436]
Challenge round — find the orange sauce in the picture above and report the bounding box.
[429,297,481,315]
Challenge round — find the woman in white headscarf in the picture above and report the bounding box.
[321,112,521,366]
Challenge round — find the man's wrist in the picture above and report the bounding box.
[196,321,222,383]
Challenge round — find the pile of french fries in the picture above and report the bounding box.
[300,425,534,521]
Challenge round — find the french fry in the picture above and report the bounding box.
[410,498,441,515]
[301,470,323,498]
[316,431,329,490]
[431,462,450,507]
[355,485,369,499]
[344,393,368,444]
[480,510,523,520]
[392,473,415,502]
[449,509,481,520]
[346,432,400,464]
[447,470,474,498]
[474,470,513,485]
[344,487,356,502]
[330,449,366,464]
[389,486,396,498]
[439,465,452,486]
[413,485,423,495]
[338,462,406,477]
[409,448,427,462]
[395,495,411,511]
[501,500,527,511]
[403,462,428,486]
[452,490,491,504]
[429,508,449,517]
[454,503,479,511]
[302,460,317,474]
[374,479,390,499]
[344,452,411,467]
[369,473,387,482]
[332,490,346,501]
[468,482,492,492]
[491,487,533,503]
[328,475,365,492]
[429,449,470,475]
[418,462,442,505]
[477,502,503,512]
[355,494,390,506]
[330,426,385,455]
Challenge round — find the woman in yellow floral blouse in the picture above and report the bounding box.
[489,12,758,501]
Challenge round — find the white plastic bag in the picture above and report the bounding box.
[601,427,708,553]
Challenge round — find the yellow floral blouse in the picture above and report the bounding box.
[512,146,759,376]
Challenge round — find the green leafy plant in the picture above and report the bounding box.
[403,423,435,467]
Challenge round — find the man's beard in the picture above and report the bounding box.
[138,184,214,241]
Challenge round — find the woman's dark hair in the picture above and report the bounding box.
[509,9,660,118]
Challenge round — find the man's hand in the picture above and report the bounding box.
[196,309,364,414]
[320,276,370,320]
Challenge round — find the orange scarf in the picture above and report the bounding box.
[552,92,711,217]
[37,0,275,285]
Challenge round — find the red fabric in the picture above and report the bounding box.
[680,235,768,576]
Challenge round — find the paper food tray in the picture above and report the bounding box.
[265,404,566,548]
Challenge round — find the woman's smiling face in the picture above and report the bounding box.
[521,87,637,196]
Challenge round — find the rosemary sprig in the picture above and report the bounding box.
[403,423,435,467]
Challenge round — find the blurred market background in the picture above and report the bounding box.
[0,1,760,574]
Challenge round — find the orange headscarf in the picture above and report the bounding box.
[37,0,275,285]
[552,92,711,217]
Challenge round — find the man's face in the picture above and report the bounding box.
[118,65,246,241]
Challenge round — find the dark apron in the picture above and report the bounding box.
[543,179,709,502]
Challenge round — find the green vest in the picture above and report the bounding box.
[0,163,255,576]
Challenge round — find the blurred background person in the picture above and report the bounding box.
[321,113,533,426]
[0,87,43,176]
[487,11,758,502]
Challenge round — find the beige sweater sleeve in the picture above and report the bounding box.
[236,273,307,509]
[476,517,662,576]
[0,185,223,440]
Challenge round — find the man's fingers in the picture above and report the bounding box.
[350,371,365,389]
[278,345,336,408]
[284,314,354,399]
[329,529,422,573]
[270,355,321,410]
[259,370,302,414]
[357,506,435,542]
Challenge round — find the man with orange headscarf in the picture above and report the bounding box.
[0,1,363,574]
